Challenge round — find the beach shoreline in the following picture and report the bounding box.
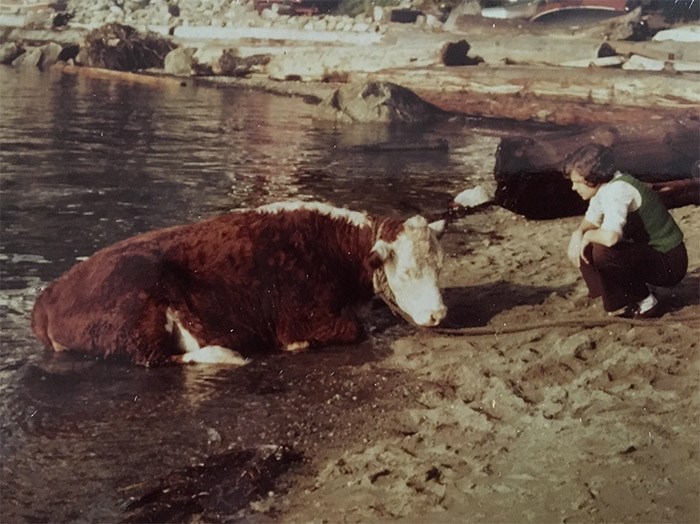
[269,203,700,523]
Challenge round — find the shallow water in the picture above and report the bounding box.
[0,66,538,521]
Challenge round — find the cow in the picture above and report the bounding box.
[31,201,447,366]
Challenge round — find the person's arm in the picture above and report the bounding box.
[567,219,598,267]
[567,181,631,267]
[583,228,621,248]
[578,180,638,262]
[579,227,621,264]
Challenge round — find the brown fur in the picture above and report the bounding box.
[31,208,403,366]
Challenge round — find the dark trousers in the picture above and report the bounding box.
[580,241,688,312]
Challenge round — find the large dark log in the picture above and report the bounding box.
[493,120,700,219]
[648,177,700,210]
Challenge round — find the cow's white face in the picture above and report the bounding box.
[370,216,447,327]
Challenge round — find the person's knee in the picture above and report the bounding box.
[588,243,616,266]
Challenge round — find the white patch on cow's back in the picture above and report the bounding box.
[256,201,370,228]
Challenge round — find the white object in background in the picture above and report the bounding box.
[453,186,493,208]
[653,26,700,43]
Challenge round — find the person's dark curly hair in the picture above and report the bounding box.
[562,144,616,186]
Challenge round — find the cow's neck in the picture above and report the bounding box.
[318,214,397,295]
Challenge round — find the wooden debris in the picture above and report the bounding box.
[492,120,700,219]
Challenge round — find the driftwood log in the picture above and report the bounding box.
[493,119,700,219]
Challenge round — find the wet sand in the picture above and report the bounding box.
[260,204,700,523]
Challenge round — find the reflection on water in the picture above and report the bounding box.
[0,66,534,521]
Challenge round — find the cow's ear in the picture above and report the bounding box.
[369,240,392,269]
[428,219,446,239]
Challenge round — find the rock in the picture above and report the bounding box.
[52,12,74,28]
[443,0,481,31]
[24,9,54,29]
[40,42,64,68]
[452,186,493,209]
[75,47,90,66]
[12,47,42,68]
[316,81,448,124]
[622,54,666,71]
[425,14,442,30]
[82,23,175,71]
[351,22,370,32]
[390,8,422,24]
[58,45,81,63]
[192,44,223,69]
[670,60,700,73]
[441,40,483,66]
[164,47,196,75]
[0,42,21,65]
[216,50,271,76]
[653,25,700,43]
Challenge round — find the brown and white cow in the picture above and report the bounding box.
[31,201,447,366]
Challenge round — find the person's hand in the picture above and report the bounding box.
[567,231,582,267]
[579,231,592,265]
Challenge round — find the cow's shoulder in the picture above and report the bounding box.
[255,201,371,229]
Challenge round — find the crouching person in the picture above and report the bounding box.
[563,144,687,318]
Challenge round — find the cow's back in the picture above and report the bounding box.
[31,213,260,362]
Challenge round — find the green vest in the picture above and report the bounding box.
[613,174,684,253]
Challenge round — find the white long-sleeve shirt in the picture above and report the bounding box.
[585,172,642,236]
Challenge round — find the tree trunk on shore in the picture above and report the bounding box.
[373,64,699,126]
[492,120,700,219]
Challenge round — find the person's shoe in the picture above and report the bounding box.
[615,305,638,319]
[633,301,664,319]
[616,302,664,319]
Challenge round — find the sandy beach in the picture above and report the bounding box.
[256,203,700,523]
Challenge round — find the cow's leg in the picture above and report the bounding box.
[277,309,362,351]
[283,341,310,353]
[172,346,248,365]
[165,309,248,366]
